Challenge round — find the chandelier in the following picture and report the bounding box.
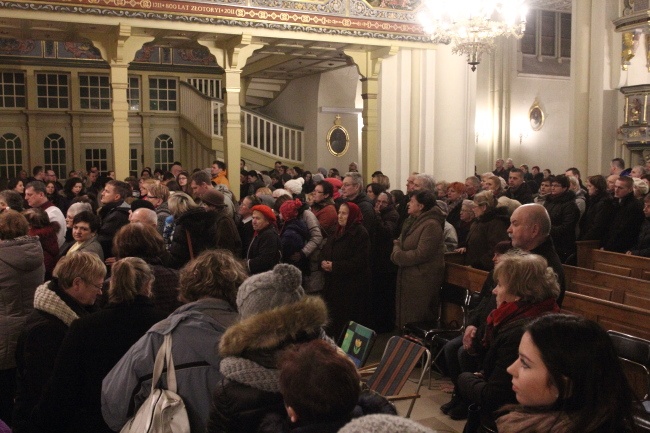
[418,0,528,71]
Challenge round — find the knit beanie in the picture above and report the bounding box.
[338,414,435,433]
[236,263,304,320]
[284,178,304,195]
[279,198,302,221]
[251,204,276,222]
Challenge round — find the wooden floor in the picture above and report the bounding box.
[367,332,467,433]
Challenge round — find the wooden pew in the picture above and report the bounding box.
[561,292,650,340]
[563,265,650,310]
[575,240,650,281]
[445,262,488,294]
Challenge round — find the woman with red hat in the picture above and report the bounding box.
[246,204,281,274]
[320,201,370,338]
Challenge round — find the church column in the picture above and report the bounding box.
[91,25,153,179]
[346,46,398,181]
[200,35,263,181]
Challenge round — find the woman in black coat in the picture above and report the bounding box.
[320,201,370,339]
[246,205,281,275]
[580,174,613,242]
[36,257,166,433]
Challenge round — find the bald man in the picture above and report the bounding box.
[129,208,157,228]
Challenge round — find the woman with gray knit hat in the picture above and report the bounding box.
[208,263,331,433]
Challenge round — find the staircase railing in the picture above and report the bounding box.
[242,108,303,163]
[179,82,303,163]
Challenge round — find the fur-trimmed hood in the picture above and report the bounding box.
[219,295,328,358]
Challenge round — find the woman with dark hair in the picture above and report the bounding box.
[102,250,246,433]
[176,170,191,195]
[456,253,560,432]
[7,178,25,195]
[23,208,60,280]
[580,174,613,241]
[310,180,338,238]
[112,223,180,314]
[60,177,85,215]
[301,171,315,194]
[60,210,103,260]
[45,181,64,211]
[0,190,25,212]
[320,201,370,338]
[459,190,510,271]
[140,168,152,180]
[497,314,636,433]
[365,183,383,202]
[391,190,445,328]
[36,257,167,433]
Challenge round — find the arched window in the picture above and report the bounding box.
[154,134,174,172]
[0,133,22,179]
[44,133,66,179]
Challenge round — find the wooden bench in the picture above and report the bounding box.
[561,292,650,340]
[563,265,650,310]
[445,262,488,294]
[576,240,650,281]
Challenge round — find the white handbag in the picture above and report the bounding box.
[120,333,190,433]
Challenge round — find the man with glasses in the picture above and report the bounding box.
[601,176,645,252]
[339,172,375,235]
[13,252,106,433]
[541,174,580,263]
[310,180,337,237]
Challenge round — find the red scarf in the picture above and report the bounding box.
[483,297,559,348]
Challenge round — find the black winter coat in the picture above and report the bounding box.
[601,193,645,253]
[321,223,370,338]
[464,207,510,271]
[543,190,580,262]
[35,296,167,433]
[580,192,613,241]
[97,201,130,259]
[280,218,310,273]
[371,205,399,273]
[246,225,281,274]
[505,182,533,204]
[631,218,650,257]
[13,281,95,433]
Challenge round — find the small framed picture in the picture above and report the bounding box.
[529,103,544,131]
[327,118,350,157]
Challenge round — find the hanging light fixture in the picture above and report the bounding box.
[418,0,528,71]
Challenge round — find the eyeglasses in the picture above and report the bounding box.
[85,280,103,290]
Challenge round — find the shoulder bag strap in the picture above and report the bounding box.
[150,333,169,393]
[185,229,194,261]
[163,333,178,393]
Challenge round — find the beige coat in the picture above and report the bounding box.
[391,207,446,328]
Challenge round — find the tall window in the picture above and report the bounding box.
[85,148,108,172]
[130,147,139,178]
[149,78,177,111]
[0,133,22,178]
[154,134,174,172]
[520,9,571,76]
[79,74,111,110]
[43,133,66,179]
[36,73,69,109]
[128,76,141,111]
[0,72,26,108]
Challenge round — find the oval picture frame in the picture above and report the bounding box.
[529,103,545,131]
[327,124,350,157]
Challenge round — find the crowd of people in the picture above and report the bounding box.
[0,156,645,433]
